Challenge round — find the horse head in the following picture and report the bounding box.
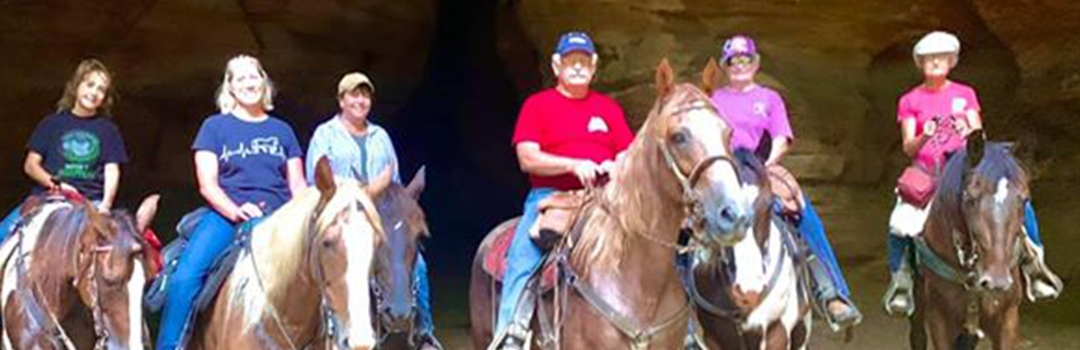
[649,58,753,248]
[372,167,429,339]
[308,157,381,350]
[73,195,159,349]
[952,131,1028,293]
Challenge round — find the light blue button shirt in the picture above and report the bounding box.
[305,115,400,185]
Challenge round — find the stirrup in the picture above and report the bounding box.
[1023,261,1063,302]
[882,272,914,318]
[489,324,532,350]
[824,299,863,332]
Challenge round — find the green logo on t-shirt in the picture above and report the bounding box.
[59,130,101,179]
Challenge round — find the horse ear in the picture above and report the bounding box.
[315,156,337,196]
[701,57,720,95]
[754,132,773,164]
[135,194,160,233]
[406,165,426,200]
[656,57,675,97]
[966,130,986,168]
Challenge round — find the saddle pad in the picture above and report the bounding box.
[482,222,558,290]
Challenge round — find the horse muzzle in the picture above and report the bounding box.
[976,271,1014,293]
[703,199,752,246]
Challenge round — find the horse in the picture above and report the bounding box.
[688,59,813,350]
[188,158,380,350]
[909,132,1028,350]
[469,58,755,350]
[370,167,435,349]
[0,193,160,349]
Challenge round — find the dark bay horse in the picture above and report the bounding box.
[0,193,160,349]
[690,59,812,350]
[470,59,754,349]
[371,167,434,349]
[911,132,1029,350]
[189,159,379,350]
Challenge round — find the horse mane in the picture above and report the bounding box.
[239,180,384,307]
[572,83,710,274]
[28,200,102,295]
[934,142,1028,225]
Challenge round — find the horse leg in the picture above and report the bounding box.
[470,242,496,350]
[763,321,788,350]
[987,301,1021,350]
[924,292,963,350]
[909,276,927,350]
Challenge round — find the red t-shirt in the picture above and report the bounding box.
[512,88,634,190]
[897,81,981,170]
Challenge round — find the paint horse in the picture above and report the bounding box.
[188,158,379,349]
[0,193,159,349]
[687,59,813,350]
[909,132,1031,350]
[470,59,754,350]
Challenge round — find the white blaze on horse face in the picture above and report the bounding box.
[731,223,766,295]
[127,260,145,349]
[684,108,742,201]
[341,205,377,348]
[994,178,1010,205]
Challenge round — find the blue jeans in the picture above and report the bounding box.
[156,210,244,350]
[887,200,1042,272]
[799,198,851,300]
[414,251,435,335]
[495,188,555,335]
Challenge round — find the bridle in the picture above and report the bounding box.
[10,198,135,350]
[655,98,740,251]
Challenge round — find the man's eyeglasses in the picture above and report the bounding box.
[725,55,756,67]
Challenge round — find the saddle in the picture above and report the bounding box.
[482,221,559,291]
[144,208,251,313]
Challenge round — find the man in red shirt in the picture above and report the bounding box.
[494,31,634,349]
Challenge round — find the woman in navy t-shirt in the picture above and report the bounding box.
[156,54,306,349]
[0,58,129,241]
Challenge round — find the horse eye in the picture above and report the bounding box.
[670,130,689,145]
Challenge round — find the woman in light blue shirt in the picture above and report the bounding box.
[306,72,442,350]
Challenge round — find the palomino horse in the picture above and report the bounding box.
[690,59,812,350]
[910,132,1028,350]
[470,59,754,350]
[189,158,379,349]
[0,193,159,349]
[370,167,433,348]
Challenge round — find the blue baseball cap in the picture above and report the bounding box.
[555,31,596,56]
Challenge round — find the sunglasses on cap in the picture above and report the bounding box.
[724,55,757,67]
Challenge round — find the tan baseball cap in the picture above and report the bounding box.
[337,72,375,96]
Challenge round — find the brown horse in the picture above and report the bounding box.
[189,159,380,350]
[910,132,1028,350]
[690,59,813,350]
[470,59,754,349]
[371,167,433,348]
[0,193,159,349]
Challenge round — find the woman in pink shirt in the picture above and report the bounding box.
[708,35,861,331]
[883,31,1061,317]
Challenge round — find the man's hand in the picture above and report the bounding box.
[572,160,603,186]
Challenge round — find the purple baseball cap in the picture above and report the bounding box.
[720,35,758,64]
[555,31,596,56]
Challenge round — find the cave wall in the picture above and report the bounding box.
[494,0,1080,183]
[0,0,437,196]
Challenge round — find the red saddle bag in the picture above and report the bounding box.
[898,164,936,207]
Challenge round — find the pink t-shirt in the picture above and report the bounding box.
[897,81,981,170]
[512,88,634,191]
[709,85,793,151]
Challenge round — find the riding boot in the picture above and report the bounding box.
[1021,231,1063,302]
[807,254,862,331]
[883,236,915,318]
